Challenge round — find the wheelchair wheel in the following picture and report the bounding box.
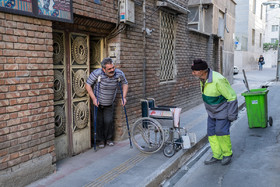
[163,144,175,157]
[132,117,165,154]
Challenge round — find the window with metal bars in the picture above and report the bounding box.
[160,11,176,82]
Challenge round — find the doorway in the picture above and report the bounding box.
[53,31,103,160]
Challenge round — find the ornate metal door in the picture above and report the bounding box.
[70,33,90,155]
[53,31,68,160]
[53,31,90,159]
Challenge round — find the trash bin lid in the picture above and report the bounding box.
[241,88,269,96]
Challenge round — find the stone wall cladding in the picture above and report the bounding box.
[0,12,55,173]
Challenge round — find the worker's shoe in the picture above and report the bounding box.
[221,155,232,165]
[204,157,221,165]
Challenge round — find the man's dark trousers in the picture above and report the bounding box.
[96,104,114,143]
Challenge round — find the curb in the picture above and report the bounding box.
[143,136,209,187]
[143,100,246,187]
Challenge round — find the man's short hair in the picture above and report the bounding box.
[101,58,113,69]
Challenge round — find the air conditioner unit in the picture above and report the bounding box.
[120,0,135,24]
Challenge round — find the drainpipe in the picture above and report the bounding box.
[207,34,213,68]
[224,8,230,33]
[143,0,146,98]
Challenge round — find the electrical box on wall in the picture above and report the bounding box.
[120,0,135,24]
[108,43,120,64]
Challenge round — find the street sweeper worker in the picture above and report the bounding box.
[86,57,128,148]
[191,59,238,165]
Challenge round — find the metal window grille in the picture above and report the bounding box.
[160,11,176,82]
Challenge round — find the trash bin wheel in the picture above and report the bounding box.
[163,144,175,157]
[268,116,273,126]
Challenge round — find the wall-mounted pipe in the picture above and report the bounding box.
[143,0,146,98]
[225,8,229,33]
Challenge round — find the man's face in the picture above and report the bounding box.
[192,70,204,80]
[103,64,115,78]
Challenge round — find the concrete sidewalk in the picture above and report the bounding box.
[27,68,277,187]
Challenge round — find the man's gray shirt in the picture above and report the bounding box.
[86,68,128,106]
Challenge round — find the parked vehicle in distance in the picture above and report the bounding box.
[233,66,239,75]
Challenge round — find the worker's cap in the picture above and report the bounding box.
[191,59,208,71]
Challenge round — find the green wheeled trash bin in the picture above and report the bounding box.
[241,88,273,128]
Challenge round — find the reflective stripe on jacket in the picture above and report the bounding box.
[200,69,238,121]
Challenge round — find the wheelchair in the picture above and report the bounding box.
[131,98,187,157]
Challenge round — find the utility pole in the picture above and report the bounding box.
[277,18,280,81]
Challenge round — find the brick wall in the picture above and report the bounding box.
[114,16,222,140]
[113,0,208,140]
[0,12,55,185]
[73,0,117,23]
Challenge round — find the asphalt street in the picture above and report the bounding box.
[169,71,280,187]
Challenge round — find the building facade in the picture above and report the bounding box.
[234,0,266,70]
[263,2,280,68]
[188,0,236,83]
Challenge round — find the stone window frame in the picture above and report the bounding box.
[272,25,278,32]
[188,6,200,30]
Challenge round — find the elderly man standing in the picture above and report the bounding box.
[86,58,128,148]
[191,59,238,165]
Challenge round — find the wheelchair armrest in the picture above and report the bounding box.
[150,116,173,120]
[150,107,170,111]
[157,105,177,109]
[149,108,173,119]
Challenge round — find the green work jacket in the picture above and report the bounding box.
[200,69,238,121]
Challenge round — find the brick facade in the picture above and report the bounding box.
[0,13,56,186]
[114,2,221,140]
[73,0,117,22]
[113,1,202,140]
